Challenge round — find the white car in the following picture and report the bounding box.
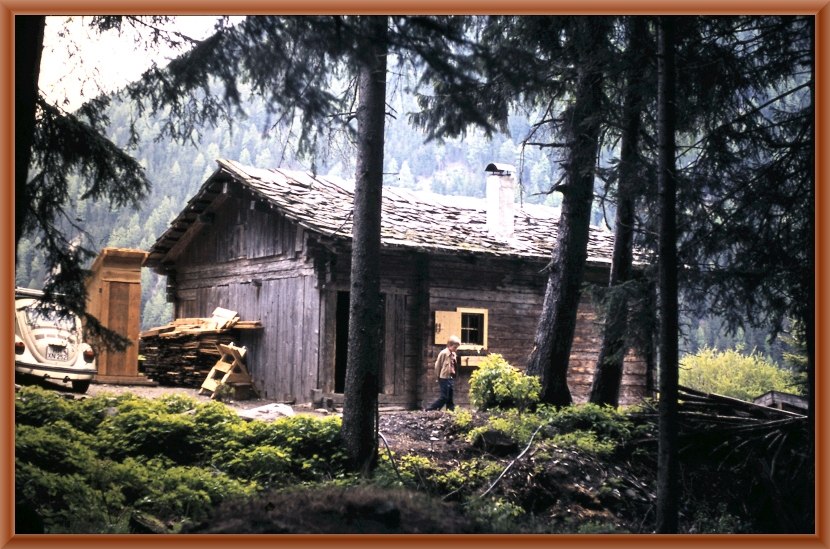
[14,287,97,393]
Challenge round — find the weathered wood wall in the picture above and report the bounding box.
[171,194,320,402]
[421,255,649,408]
[169,182,649,407]
[317,249,649,409]
[316,250,425,408]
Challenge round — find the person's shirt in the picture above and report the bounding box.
[435,347,456,380]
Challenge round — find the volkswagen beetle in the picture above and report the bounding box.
[14,287,97,393]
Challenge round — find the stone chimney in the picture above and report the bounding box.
[485,162,516,239]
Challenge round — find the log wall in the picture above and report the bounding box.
[420,255,649,408]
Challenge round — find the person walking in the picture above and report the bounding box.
[425,335,460,411]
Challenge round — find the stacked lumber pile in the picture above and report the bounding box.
[628,385,811,532]
[139,308,263,387]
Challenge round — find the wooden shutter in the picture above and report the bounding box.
[434,310,461,345]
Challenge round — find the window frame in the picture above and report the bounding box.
[434,307,488,351]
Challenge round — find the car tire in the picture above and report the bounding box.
[71,380,90,394]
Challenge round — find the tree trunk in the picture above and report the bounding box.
[526,17,607,407]
[340,15,387,475]
[655,15,680,534]
[589,16,647,407]
[15,15,46,262]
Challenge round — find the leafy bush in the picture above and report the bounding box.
[16,461,128,533]
[469,354,541,411]
[465,403,638,457]
[249,415,348,480]
[220,445,294,488]
[16,422,97,475]
[15,385,124,432]
[375,452,501,497]
[451,408,473,431]
[680,347,803,401]
[541,403,634,443]
[468,409,541,445]
[14,388,353,532]
[466,497,527,532]
[95,406,201,465]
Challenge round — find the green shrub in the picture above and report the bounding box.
[14,385,124,432]
[15,422,97,475]
[468,409,541,445]
[17,453,258,532]
[120,458,257,521]
[466,497,526,532]
[680,347,803,401]
[94,405,200,465]
[469,354,541,411]
[13,389,351,533]
[250,415,348,479]
[576,520,628,534]
[550,431,616,457]
[16,461,128,533]
[190,401,256,462]
[541,403,633,443]
[451,408,473,431]
[156,393,199,413]
[220,445,293,488]
[375,452,501,497]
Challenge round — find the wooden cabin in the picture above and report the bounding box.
[144,159,653,408]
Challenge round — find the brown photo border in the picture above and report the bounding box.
[0,3,827,547]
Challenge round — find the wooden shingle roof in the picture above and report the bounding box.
[144,159,617,269]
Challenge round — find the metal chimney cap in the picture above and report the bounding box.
[485,162,516,175]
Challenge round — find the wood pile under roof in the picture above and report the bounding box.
[138,308,262,387]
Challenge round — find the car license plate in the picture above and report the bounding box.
[46,346,69,362]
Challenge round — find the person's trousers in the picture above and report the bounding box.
[426,378,454,411]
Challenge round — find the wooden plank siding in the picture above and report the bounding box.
[315,250,648,409]
[170,196,321,402]
[167,193,648,408]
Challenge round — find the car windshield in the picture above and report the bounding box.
[25,306,77,331]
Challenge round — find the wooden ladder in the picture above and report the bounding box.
[199,343,259,399]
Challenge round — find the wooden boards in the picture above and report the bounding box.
[199,343,259,399]
[138,308,263,387]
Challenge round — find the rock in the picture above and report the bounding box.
[238,403,296,422]
[129,512,168,534]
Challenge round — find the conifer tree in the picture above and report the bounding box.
[589,17,650,407]
[15,15,189,350]
[655,15,680,534]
